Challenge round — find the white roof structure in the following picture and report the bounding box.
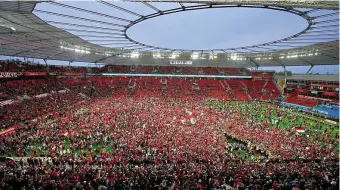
[0,0,338,67]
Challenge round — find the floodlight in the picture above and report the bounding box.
[209,53,217,60]
[131,51,139,58]
[153,52,162,59]
[170,52,179,59]
[191,53,199,60]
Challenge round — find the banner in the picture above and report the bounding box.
[313,106,339,118]
[294,127,305,133]
[326,119,338,125]
[250,71,274,79]
[0,127,16,137]
[271,119,278,124]
[296,89,304,93]
[24,72,47,76]
[0,72,19,78]
[280,102,310,111]
[312,108,328,115]
[87,73,100,76]
[286,81,298,85]
[252,76,273,79]
[169,60,193,65]
[296,89,309,94]
[61,72,84,76]
[311,83,339,88]
[277,79,286,89]
[323,91,337,97]
[0,99,21,107]
[34,93,50,98]
[298,95,331,102]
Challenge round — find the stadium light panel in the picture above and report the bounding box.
[170,52,179,59]
[209,53,217,60]
[131,51,139,58]
[230,53,245,61]
[153,52,162,59]
[61,46,90,54]
[95,52,112,56]
[74,48,90,54]
[191,53,199,60]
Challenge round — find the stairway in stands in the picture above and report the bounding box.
[263,81,281,101]
[225,80,250,101]
[260,81,269,101]
[220,80,236,100]
[240,80,253,101]
[241,80,264,101]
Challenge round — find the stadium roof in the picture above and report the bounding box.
[0,0,338,67]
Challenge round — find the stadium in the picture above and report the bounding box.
[0,0,339,189]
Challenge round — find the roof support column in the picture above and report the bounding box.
[283,66,287,76]
[272,59,286,70]
[297,57,315,73]
[43,59,48,66]
[43,59,49,71]
[306,65,314,74]
[249,59,259,69]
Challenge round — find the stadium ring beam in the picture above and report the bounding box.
[0,0,338,67]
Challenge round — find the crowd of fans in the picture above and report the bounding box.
[0,77,281,128]
[0,61,338,190]
[0,78,65,99]
[0,90,86,129]
[0,60,91,73]
[0,94,338,189]
[1,156,338,190]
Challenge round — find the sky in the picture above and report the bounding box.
[1,1,339,74]
[128,7,308,50]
